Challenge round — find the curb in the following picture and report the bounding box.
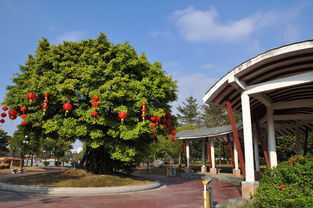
[0,180,163,196]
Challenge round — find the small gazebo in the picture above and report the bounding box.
[176,124,243,176]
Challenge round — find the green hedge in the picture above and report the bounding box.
[255,155,313,208]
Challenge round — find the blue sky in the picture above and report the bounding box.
[0,0,313,137]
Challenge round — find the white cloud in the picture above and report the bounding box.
[56,31,85,43]
[149,30,173,39]
[170,6,295,44]
[172,73,217,113]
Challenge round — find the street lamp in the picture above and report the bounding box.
[20,136,29,170]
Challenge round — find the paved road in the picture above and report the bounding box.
[0,175,241,208]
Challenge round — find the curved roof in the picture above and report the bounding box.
[175,123,242,141]
[203,40,313,136]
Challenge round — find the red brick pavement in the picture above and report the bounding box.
[0,175,241,208]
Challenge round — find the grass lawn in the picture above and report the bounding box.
[1,169,153,187]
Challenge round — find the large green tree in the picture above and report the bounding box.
[4,33,177,173]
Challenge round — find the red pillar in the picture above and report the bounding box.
[225,100,246,177]
[207,139,212,168]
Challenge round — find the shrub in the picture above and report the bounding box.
[43,161,49,166]
[254,155,313,208]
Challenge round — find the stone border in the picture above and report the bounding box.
[0,181,163,195]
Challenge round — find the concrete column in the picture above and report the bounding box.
[234,142,239,170]
[253,131,260,172]
[241,92,255,182]
[267,107,277,168]
[201,138,207,172]
[210,140,217,174]
[233,141,241,177]
[185,140,190,173]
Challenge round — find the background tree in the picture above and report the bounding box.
[200,104,229,127]
[0,129,10,156]
[4,33,177,173]
[177,96,200,126]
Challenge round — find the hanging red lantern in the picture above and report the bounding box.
[8,110,18,120]
[141,114,146,118]
[150,123,156,128]
[21,114,27,119]
[21,121,28,126]
[171,127,176,130]
[26,92,36,103]
[150,116,156,122]
[92,96,99,101]
[44,93,49,98]
[20,106,27,113]
[162,125,167,129]
[172,138,177,142]
[63,103,72,115]
[156,117,161,123]
[141,103,146,106]
[1,113,6,117]
[0,119,5,123]
[168,131,172,135]
[42,105,48,110]
[43,99,49,104]
[2,106,8,111]
[167,118,172,122]
[171,132,176,137]
[92,102,99,107]
[118,112,127,123]
[167,123,172,126]
[162,118,167,123]
[167,112,172,117]
[141,108,146,112]
[151,130,157,134]
[91,111,98,117]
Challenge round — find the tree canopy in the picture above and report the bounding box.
[4,33,177,173]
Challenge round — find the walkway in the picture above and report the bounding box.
[0,173,241,208]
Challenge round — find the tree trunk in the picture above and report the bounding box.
[30,154,34,166]
[79,145,129,174]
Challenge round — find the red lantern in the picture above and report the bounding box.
[141,103,146,106]
[92,96,99,101]
[167,112,172,117]
[141,108,147,112]
[167,118,172,122]
[92,102,99,107]
[20,106,27,113]
[171,132,176,137]
[2,106,8,111]
[21,114,27,119]
[156,117,161,123]
[118,112,127,123]
[43,99,49,104]
[63,103,72,115]
[167,123,172,126]
[151,130,157,134]
[162,118,167,123]
[1,113,6,117]
[162,125,167,129]
[171,127,176,130]
[168,131,172,135]
[44,93,49,98]
[0,119,5,123]
[141,114,146,118]
[150,116,156,122]
[21,121,28,126]
[27,92,36,103]
[172,138,177,142]
[150,123,156,128]
[8,110,18,120]
[42,105,48,110]
[91,111,98,117]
